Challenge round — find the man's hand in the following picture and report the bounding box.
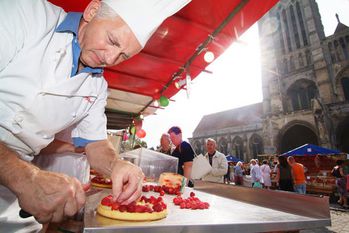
[16,170,86,223]
[110,159,144,205]
[85,140,144,204]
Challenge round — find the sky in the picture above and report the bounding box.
[142,0,349,149]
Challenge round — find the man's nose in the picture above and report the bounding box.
[105,48,121,66]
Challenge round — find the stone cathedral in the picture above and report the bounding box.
[189,0,349,162]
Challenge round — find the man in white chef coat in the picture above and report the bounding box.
[0,0,190,229]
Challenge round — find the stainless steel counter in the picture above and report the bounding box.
[84,181,330,233]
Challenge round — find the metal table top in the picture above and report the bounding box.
[84,182,330,233]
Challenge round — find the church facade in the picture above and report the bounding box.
[189,0,349,162]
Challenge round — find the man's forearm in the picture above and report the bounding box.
[85,140,119,177]
[0,142,38,195]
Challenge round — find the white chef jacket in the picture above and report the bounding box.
[0,0,108,161]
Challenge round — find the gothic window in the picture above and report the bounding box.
[290,5,301,49]
[341,77,349,101]
[282,9,292,52]
[249,134,264,159]
[298,53,304,67]
[328,42,337,63]
[296,2,308,46]
[334,40,343,61]
[277,13,286,54]
[289,55,295,71]
[339,37,348,59]
[288,82,317,111]
[305,50,312,65]
[232,137,244,160]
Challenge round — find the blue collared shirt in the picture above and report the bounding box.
[55,12,103,77]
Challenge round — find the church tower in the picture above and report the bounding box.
[258,0,349,153]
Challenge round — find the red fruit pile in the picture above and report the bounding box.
[100,195,167,213]
[172,192,210,210]
[142,184,181,196]
[92,176,112,185]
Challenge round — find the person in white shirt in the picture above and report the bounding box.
[202,138,228,183]
[250,159,262,187]
[260,160,272,189]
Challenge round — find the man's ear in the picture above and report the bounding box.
[83,0,101,22]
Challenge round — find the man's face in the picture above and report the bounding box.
[206,141,216,154]
[78,15,142,68]
[169,132,181,147]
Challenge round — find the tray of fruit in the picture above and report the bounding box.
[83,173,331,233]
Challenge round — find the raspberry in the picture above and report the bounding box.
[190,192,195,197]
[111,202,120,210]
[135,205,147,213]
[142,185,150,192]
[127,205,136,213]
[119,205,127,212]
[101,196,112,206]
[152,203,163,212]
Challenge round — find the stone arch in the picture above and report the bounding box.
[232,136,244,160]
[285,79,318,112]
[249,134,264,159]
[217,137,228,155]
[192,139,203,155]
[335,65,349,101]
[336,118,349,153]
[277,120,318,154]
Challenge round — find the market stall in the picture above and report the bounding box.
[281,144,346,196]
[48,0,279,129]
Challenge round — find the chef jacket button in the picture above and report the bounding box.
[72,113,77,118]
[15,115,23,123]
[42,134,50,139]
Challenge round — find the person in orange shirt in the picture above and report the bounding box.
[287,156,307,194]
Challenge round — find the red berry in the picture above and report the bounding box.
[180,202,186,209]
[168,188,174,194]
[152,203,163,212]
[199,203,206,209]
[142,185,150,192]
[111,202,120,210]
[127,205,136,213]
[190,192,195,197]
[135,205,147,213]
[119,205,127,212]
[160,191,165,196]
[101,196,113,206]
